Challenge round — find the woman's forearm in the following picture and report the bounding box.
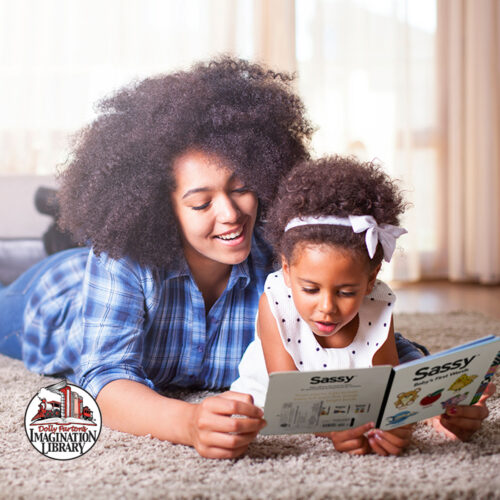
[96,379,266,458]
[96,379,195,446]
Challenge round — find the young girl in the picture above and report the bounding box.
[231,156,495,456]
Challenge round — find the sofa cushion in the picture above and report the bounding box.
[0,239,46,285]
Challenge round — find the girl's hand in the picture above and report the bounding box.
[316,422,374,455]
[188,391,266,459]
[366,424,414,456]
[430,383,495,441]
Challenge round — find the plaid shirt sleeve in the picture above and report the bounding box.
[76,250,158,397]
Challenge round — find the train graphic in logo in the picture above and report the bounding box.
[31,383,95,423]
[25,380,101,460]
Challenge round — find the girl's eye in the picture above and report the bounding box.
[191,202,210,211]
[232,186,250,194]
[301,287,318,294]
[338,291,356,297]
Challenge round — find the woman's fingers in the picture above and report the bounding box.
[198,411,266,434]
[190,393,266,458]
[205,392,264,418]
[219,390,256,404]
[196,394,266,428]
[202,428,262,449]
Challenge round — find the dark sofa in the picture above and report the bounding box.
[0,238,47,285]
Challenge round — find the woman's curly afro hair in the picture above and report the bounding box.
[265,156,408,270]
[58,56,313,268]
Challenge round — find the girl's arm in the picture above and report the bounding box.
[97,379,266,459]
[258,293,297,373]
[371,317,399,366]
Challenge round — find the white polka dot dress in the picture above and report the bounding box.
[230,269,395,407]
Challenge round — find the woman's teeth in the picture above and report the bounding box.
[217,228,243,240]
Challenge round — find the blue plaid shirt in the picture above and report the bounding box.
[22,231,274,398]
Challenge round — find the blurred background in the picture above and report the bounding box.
[0,0,499,303]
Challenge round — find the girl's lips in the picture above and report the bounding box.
[314,321,338,334]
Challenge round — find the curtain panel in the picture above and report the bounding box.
[438,0,500,284]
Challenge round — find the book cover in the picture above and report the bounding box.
[261,335,500,435]
[379,335,500,430]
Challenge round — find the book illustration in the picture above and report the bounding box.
[441,393,469,410]
[448,374,477,392]
[394,389,421,408]
[419,389,444,407]
[354,404,371,413]
[385,410,418,426]
[333,405,349,414]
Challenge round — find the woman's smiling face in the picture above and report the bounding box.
[171,150,258,269]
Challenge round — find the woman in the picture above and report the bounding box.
[0,57,429,458]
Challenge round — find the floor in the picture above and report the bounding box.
[389,280,500,321]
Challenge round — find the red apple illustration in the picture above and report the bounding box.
[420,389,444,406]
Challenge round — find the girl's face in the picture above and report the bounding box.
[171,150,258,269]
[282,243,380,348]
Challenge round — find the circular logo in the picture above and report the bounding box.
[24,380,102,460]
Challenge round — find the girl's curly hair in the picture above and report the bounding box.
[57,56,313,268]
[265,156,408,270]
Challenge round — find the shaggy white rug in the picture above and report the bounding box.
[1,312,499,500]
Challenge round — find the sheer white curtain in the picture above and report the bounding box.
[0,0,288,175]
[295,0,439,282]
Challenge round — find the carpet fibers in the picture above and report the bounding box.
[1,312,499,500]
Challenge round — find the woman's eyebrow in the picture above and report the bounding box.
[181,173,238,199]
[182,187,211,199]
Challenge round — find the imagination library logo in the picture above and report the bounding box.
[24,380,101,460]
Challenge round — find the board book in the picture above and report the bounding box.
[261,335,500,434]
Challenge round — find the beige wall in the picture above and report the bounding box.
[0,176,57,238]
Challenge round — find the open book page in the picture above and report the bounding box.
[379,336,500,430]
[261,366,392,435]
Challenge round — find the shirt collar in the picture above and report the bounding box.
[163,253,252,289]
[163,257,191,281]
[227,259,251,290]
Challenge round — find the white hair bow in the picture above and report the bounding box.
[284,215,407,262]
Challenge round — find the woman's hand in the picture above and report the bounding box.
[430,383,495,441]
[366,424,414,456]
[316,422,375,455]
[188,391,267,459]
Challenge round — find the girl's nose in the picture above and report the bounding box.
[216,194,240,223]
[319,293,336,314]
